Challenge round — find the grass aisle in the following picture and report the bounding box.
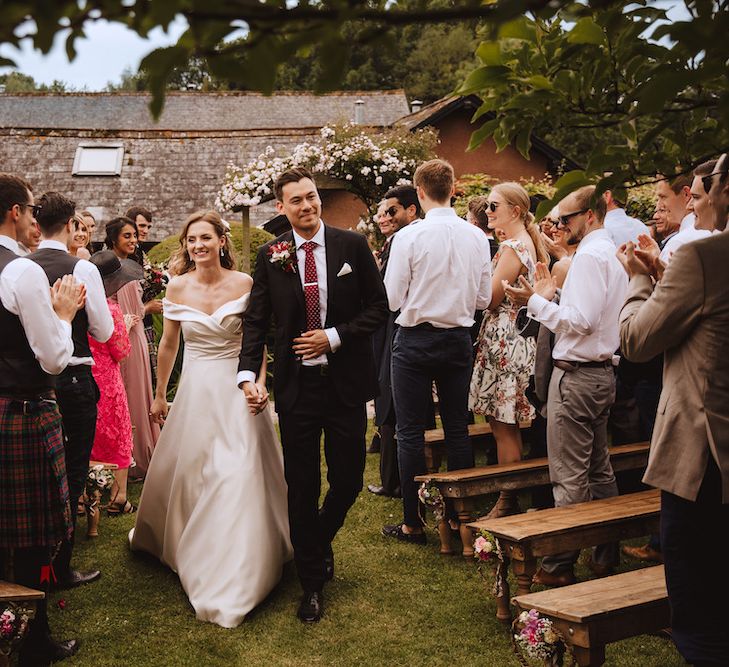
[51,424,683,666]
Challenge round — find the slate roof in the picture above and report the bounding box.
[0,90,410,131]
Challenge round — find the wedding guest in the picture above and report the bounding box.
[0,173,84,664]
[618,170,729,664]
[543,214,575,288]
[125,205,163,384]
[466,195,499,258]
[469,182,548,518]
[31,192,115,590]
[705,152,728,226]
[382,159,492,544]
[16,218,41,255]
[368,185,420,497]
[88,250,144,515]
[505,185,628,586]
[105,216,160,478]
[691,159,726,231]
[69,214,92,260]
[602,189,649,247]
[79,210,97,246]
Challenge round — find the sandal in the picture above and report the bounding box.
[107,500,137,516]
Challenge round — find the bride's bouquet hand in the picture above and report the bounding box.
[150,396,168,425]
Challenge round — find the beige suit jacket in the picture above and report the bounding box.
[620,232,729,502]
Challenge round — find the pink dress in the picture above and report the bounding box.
[89,300,134,467]
[117,280,160,477]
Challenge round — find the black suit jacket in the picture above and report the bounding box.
[372,236,396,425]
[239,224,388,414]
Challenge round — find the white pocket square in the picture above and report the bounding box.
[337,262,353,277]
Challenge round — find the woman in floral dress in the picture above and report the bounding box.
[88,250,144,514]
[469,182,549,518]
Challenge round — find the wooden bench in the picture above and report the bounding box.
[0,581,44,667]
[468,489,660,622]
[424,421,531,473]
[512,565,669,666]
[415,442,650,557]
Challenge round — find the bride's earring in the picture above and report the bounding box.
[220,245,225,257]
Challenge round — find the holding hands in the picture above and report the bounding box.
[503,262,557,307]
[123,313,141,332]
[242,381,270,416]
[150,396,168,425]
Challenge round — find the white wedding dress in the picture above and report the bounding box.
[129,294,292,628]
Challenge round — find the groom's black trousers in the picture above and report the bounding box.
[277,366,367,593]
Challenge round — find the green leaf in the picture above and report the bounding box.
[467,118,499,152]
[456,66,511,96]
[498,17,537,42]
[0,56,15,67]
[515,127,532,159]
[567,18,606,46]
[475,42,502,66]
[141,44,193,118]
[524,75,552,90]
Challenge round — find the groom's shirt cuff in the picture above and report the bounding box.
[325,327,341,352]
[237,370,256,388]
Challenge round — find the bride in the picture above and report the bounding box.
[129,211,292,628]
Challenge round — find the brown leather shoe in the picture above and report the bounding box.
[586,557,614,577]
[622,543,663,563]
[532,567,576,587]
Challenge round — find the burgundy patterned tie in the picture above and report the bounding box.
[301,241,322,331]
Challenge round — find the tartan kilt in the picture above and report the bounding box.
[0,397,73,549]
[144,322,158,386]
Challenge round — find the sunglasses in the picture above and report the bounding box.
[382,206,401,218]
[555,209,588,228]
[18,203,42,218]
[485,201,499,213]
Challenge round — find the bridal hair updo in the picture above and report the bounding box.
[490,182,549,265]
[168,210,236,276]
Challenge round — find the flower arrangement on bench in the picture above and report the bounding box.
[84,464,116,538]
[0,602,31,659]
[511,609,572,666]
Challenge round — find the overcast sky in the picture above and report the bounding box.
[0,17,188,90]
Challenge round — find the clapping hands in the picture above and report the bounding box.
[616,238,663,279]
[503,262,557,306]
[50,275,86,323]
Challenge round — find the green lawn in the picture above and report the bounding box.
[51,426,683,667]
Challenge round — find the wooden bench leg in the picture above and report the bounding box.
[436,519,454,555]
[571,645,605,667]
[495,556,512,624]
[511,558,537,596]
[454,500,476,558]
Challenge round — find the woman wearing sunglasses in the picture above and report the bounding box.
[469,182,549,518]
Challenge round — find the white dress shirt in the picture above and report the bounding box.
[527,228,628,362]
[37,240,114,365]
[384,207,492,328]
[603,208,650,248]
[0,235,74,375]
[236,221,342,386]
[659,213,713,264]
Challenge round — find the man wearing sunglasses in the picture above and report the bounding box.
[505,184,628,587]
[618,154,729,667]
[368,185,421,496]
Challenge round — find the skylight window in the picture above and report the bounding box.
[72,143,124,176]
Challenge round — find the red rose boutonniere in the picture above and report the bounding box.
[267,241,297,273]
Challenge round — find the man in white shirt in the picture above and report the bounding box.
[382,159,492,544]
[602,190,649,247]
[0,173,84,664]
[31,191,114,591]
[655,174,713,264]
[506,185,628,586]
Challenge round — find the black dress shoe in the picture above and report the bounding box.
[381,523,426,545]
[19,638,81,665]
[324,544,334,581]
[56,569,101,589]
[297,591,324,623]
[367,484,401,498]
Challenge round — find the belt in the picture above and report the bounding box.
[300,364,329,377]
[0,391,57,415]
[0,390,56,401]
[553,359,613,372]
[407,323,469,332]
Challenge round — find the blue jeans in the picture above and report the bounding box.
[391,326,474,528]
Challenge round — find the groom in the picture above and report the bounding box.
[238,167,388,622]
